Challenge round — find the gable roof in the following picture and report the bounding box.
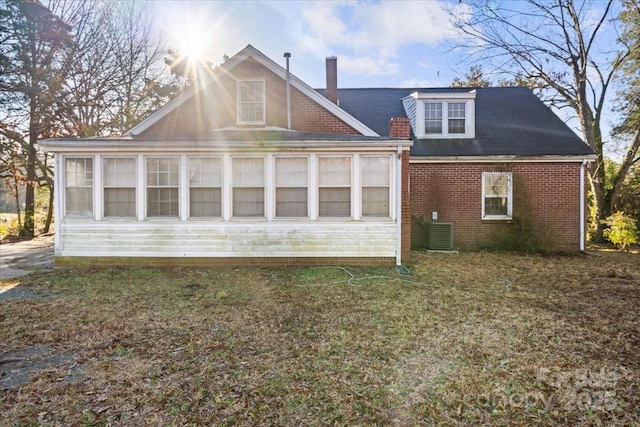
[125,45,378,138]
[318,87,595,158]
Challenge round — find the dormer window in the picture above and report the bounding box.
[403,91,476,139]
[237,79,265,125]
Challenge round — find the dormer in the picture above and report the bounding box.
[402,90,476,139]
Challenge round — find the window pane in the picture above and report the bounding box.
[189,157,222,187]
[66,158,93,187]
[66,188,92,216]
[233,158,264,187]
[362,187,389,217]
[319,188,350,217]
[485,197,508,216]
[65,158,93,216]
[276,157,307,186]
[425,102,442,134]
[147,158,178,187]
[361,156,389,186]
[238,80,265,124]
[190,188,222,217]
[104,158,136,187]
[105,188,136,217]
[319,157,350,186]
[147,188,179,217]
[233,188,264,217]
[276,188,308,217]
[485,174,509,196]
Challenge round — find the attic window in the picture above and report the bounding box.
[406,91,476,139]
[237,79,265,125]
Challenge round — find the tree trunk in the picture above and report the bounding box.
[44,183,54,234]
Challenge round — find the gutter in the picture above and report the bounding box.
[580,158,587,252]
[395,146,403,266]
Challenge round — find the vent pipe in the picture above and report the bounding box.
[284,52,291,130]
[326,56,338,104]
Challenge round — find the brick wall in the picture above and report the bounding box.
[142,57,359,138]
[401,150,411,260]
[409,161,586,251]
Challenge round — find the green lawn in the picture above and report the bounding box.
[1,250,638,426]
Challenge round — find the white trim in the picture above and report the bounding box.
[481,172,513,220]
[407,90,477,100]
[580,159,587,251]
[40,139,410,152]
[410,155,597,163]
[124,45,379,137]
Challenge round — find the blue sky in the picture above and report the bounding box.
[153,0,471,89]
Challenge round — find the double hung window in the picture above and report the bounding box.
[104,158,136,217]
[189,157,222,217]
[424,101,466,135]
[237,80,265,125]
[65,158,93,216]
[147,158,179,217]
[482,172,512,220]
[318,157,351,217]
[361,156,390,217]
[275,157,308,217]
[232,157,264,217]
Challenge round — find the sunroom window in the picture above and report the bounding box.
[237,79,265,125]
[361,156,390,217]
[318,156,351,217]
[147,157,179,217]
[189,157,222,217]
[65,157,93,217]
[275,157,308,217]
[232,157,264,217]
[104,157,136,217]
[482,172,512,220]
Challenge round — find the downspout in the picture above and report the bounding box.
[396,146,403,266]
[580,159,587,252]
[284,52,291,130]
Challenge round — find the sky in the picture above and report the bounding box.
[153,0,471,89]
[151,0,624,154]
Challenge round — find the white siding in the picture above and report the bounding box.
[58,220,396,258]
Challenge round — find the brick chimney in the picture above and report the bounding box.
[326,56,338,104]
[389,117,411,139]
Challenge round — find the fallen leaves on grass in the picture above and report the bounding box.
[0,251,638,426]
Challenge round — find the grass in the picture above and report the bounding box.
[1,250,639,426]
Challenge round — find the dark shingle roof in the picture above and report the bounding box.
[318,87,595,157]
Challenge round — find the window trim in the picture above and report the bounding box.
[317,155,352,218]
[411,91,476,139]
[236,78,266,126]
[274,155,309,218]
[103,156,137,218]
[145,156,180,218]
[64,156,94,218]
[231,156,266,218]
[188,156,223,218]
[360,155,392,218]
[482,172,513,220]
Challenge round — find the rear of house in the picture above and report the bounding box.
[40,45,595,268]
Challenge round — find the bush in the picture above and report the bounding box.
[603,211,639,250]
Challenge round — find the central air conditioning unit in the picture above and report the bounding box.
[425,222,454,251]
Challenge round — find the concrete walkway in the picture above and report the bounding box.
[0,235,55,280]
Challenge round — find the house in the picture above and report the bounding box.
[40,45,595,267]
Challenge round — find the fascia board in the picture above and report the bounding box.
[38,139,412,153]
[410,154,597,163]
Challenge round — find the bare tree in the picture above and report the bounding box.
[452,0,638,241]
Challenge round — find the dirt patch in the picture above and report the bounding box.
[0,345,82,390]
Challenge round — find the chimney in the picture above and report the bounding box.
[326,56,338,104]
[389,117,411,139]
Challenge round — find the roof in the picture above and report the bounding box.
[317,87,595,158]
